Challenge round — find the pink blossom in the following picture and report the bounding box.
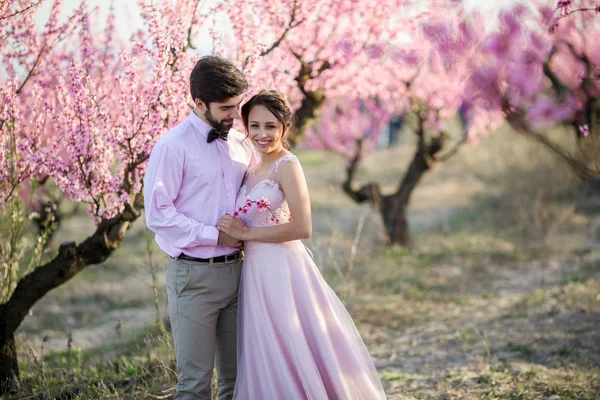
[579,125,590,137]
[528,95,576,129]
[3,0,597,230]
[557,0,573,16]
[254,197,271,211]
[1,0,194,223]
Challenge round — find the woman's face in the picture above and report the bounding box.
[247,105,286,155]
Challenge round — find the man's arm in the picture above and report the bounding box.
[144,142,220,248]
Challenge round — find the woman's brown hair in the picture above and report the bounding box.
[241,89,295,150]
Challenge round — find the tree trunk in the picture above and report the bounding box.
[381,195,412,246]
[379,133,441,247]
[289,56,330,148]
[290,89,325,147]
[0,198,141,395]
[342,117,453,247]
[0,331,18,395]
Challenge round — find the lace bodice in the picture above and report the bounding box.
[234,154,301,229]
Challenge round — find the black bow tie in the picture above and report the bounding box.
[207,128,228,143]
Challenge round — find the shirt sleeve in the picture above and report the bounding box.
[143,142,219,248]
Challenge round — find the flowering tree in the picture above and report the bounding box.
[0,0,206,392]
[301,7,498,246]
[217,0,412,145]
[1,0,418,389]
[456,0,600,180]
[211,0,482,246]
[303,0,600,247]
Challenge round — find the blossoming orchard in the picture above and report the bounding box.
[0,0,598,393]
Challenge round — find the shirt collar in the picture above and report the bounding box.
[188,110,213,138]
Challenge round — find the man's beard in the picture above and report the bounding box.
[205,108,234,133]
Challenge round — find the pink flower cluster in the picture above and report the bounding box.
[2,0,598,229]
[1,0,199,223]
[234,197,279,224]
[233,197,294,224]
[557,0,573,16]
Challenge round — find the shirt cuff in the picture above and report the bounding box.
[200,225,220,247]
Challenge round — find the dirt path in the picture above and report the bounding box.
[365,252,600,399]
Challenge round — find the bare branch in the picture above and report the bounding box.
[341,138,382,204]
[506,112,599,180]
[342,138,364,199]
[435,136,467,162]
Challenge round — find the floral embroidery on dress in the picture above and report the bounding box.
[234,154,300,227]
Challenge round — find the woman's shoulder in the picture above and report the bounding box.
[273,152,301,172]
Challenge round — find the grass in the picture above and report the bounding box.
[14,325,176,399]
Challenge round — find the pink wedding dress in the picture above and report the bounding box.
[232,154,387,400]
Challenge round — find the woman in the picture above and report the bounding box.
[217,90,387,399]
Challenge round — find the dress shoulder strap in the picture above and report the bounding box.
[273,153,301,173]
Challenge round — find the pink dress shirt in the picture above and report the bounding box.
[144,111,257,258]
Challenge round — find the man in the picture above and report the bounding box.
[144,56,256,400]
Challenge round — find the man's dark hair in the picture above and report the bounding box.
[190,56,248,104]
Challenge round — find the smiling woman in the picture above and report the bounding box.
[242,89,294,155]
[214,89,387,399]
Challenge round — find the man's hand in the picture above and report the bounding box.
[217,230,243,248]
[217,214,250,241]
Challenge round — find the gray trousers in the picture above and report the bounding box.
[166,256,242,400]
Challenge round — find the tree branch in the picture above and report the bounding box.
[243,0,304,69]
[340,137,383,208]
[0,0,43,22]
[435,136,467,162]
[551,6,599,27]
[342,138,365,200]
[182,0,202,52]
[0,194,143,337]
[506,112,599,180]
[15,44,46,96]
[261,0,302,57]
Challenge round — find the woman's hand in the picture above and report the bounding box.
[217,214,250,240]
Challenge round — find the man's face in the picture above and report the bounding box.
[200,94,244,133]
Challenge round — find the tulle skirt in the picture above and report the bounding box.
[233,240,387,400]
